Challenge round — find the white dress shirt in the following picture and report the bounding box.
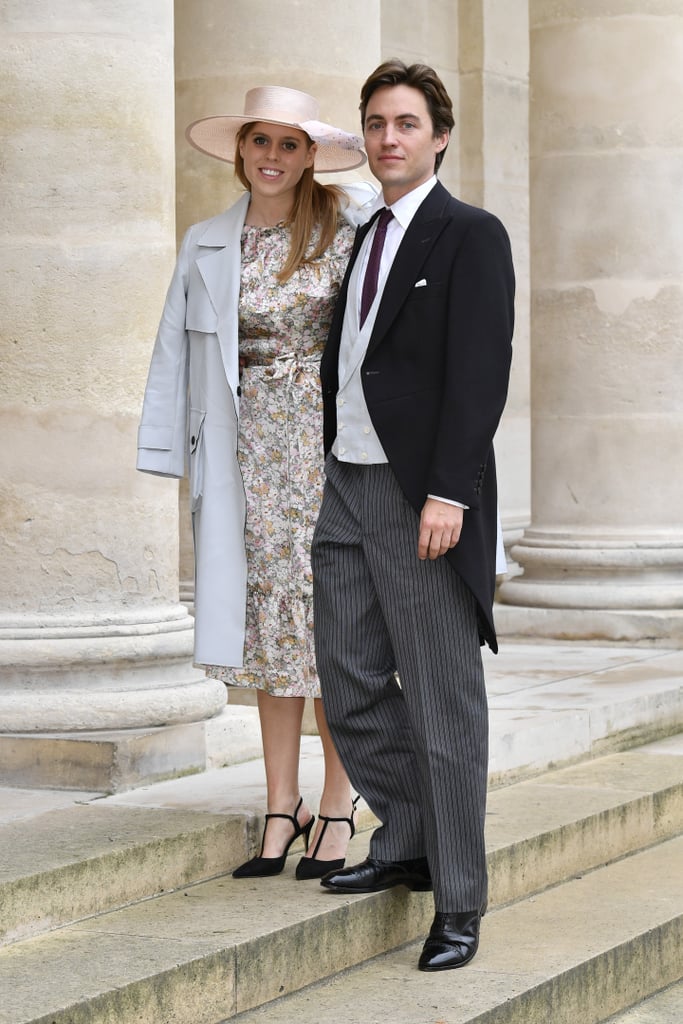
[333,177,438,465]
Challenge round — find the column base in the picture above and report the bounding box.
[496,532,683,644]
[0,706,265,792]
[204,704,263,769]
[0,723,208,793]
[0,604,226,732]
[0,606,272,790]
[495,604,683,646]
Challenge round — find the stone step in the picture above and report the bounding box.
[0,791,378,948]
[0,804,249,947]
[227,837,683,1024]
[0,739,681,1023]
[603,980,682,1022]
[1,739,681,949]
[2,835,681,1024]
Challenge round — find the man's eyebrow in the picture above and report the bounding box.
[367,112,423,122]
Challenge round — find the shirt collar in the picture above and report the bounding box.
[367,176,438,231]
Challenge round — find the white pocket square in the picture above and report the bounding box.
[414,278,427,288]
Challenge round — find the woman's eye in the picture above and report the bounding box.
[283,142,297,151]
[253,136,268,146]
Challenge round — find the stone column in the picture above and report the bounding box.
[0,1,226,789]
[497,2,683,643]
[383,1,531,554]
[174,0,381,241]
[456,0,531,552]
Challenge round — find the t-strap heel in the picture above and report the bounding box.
[233,796,314,878]
[295,795,359,881]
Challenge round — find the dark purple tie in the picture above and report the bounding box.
[360,207,393,326]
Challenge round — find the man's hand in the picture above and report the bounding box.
[418,498,464,560]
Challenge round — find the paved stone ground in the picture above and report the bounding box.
[2,641,681,824]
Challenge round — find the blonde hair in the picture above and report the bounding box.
[235,123,345,283]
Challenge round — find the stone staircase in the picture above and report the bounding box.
[1,733,682,1024]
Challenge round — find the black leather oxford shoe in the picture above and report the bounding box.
[417,910,482,971]
[320,856,432,893]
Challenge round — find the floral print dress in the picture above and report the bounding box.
[204,219,355,697]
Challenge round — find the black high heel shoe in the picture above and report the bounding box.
[232,796,314,878]
[295,796,359,881]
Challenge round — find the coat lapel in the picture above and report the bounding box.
[195,193,249,312]
[193,193,250,393]
[367,182,451,357]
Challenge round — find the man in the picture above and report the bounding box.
[311,60,514,972]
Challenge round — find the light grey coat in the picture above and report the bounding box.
[137,186,376,666]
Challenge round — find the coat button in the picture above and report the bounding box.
[237,385,242,397]
[190,435,196,445]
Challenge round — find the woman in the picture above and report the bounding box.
[137,86,373,879]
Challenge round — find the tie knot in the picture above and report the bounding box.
[376,207,393,230]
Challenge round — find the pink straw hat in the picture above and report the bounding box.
[186,85,366,172]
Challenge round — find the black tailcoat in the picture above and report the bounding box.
[320,182,515,651]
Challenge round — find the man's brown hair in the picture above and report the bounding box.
[359,60,454,172]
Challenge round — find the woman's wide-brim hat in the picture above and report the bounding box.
[186,85,366,173]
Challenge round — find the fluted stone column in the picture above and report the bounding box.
[497,2,683,643]
[0,1,226,786]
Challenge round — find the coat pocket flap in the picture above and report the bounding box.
[138,424,175,450]
[189,407,206,453]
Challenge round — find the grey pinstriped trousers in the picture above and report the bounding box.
[312,455,489,913]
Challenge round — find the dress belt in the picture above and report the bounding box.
[239,351,320,381]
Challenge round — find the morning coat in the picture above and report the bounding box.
[320,181,515,651]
